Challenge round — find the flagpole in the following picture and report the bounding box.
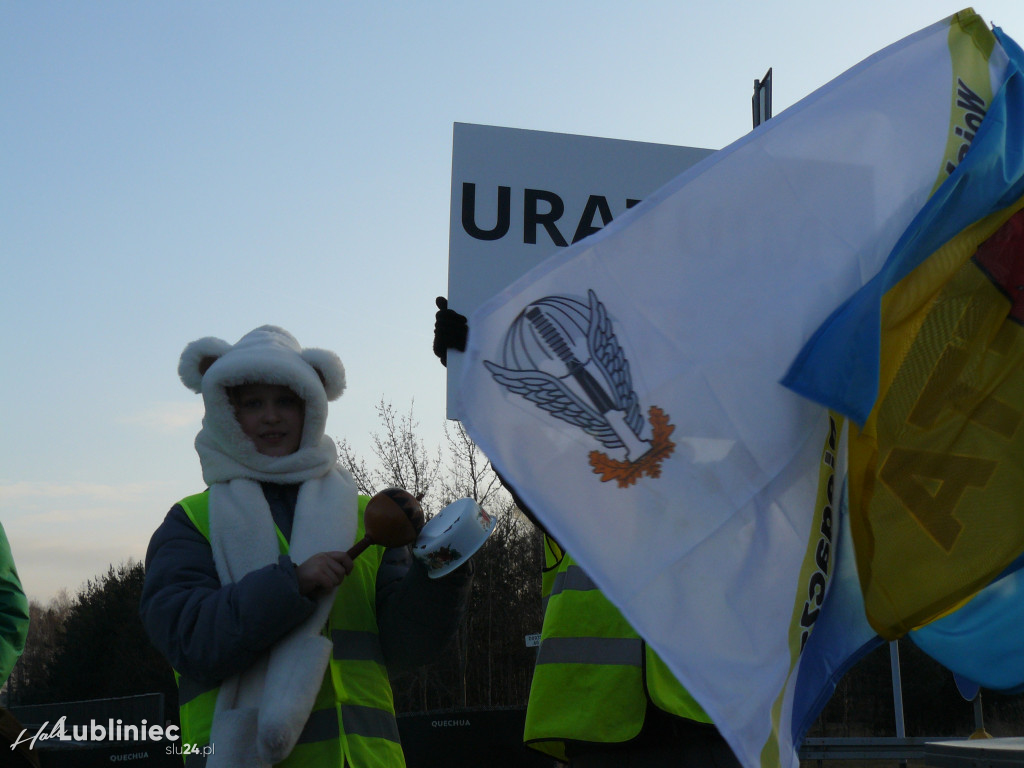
[890,641,908,767]
[752,67,772,128]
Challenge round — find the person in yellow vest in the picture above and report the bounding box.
[434,300,739,767]
[141,325,473,767]
[525,529,740,767]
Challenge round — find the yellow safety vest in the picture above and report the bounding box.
[524,535,710,761]
[174,491,405,768]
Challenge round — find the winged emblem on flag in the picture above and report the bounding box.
[483,289,675,487]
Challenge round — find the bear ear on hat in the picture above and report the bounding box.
[302,348,346,400]
[179,336,233,393]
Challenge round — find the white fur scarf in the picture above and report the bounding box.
[206,467,357,767]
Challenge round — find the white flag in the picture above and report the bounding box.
[456,10,1012,767]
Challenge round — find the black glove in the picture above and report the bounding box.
[433,296,468,367]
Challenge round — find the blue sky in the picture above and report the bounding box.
[3,1,1023,603]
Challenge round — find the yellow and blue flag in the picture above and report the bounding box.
[784,20,1024,641]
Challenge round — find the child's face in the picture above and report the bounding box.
[230,384,305,456]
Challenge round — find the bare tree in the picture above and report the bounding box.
[337,399,544,712]
[337,399,443,510]
[438,419,505,510]
[432,416,542,708]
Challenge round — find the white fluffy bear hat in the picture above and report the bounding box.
[179,325,346,483]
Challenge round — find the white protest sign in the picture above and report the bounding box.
[446,122,712,417]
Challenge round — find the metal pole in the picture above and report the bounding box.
[752,67,773,128]
[971,692,992,739]
[890,641,908,767]
[889,642,906,737]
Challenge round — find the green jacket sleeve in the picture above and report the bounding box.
[0,521,30,685]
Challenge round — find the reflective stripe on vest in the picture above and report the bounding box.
[524,536,709,761]
[333,629,387,664]
[174,490,405,767]
[536,635,643,666]
[542,562,600,614]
